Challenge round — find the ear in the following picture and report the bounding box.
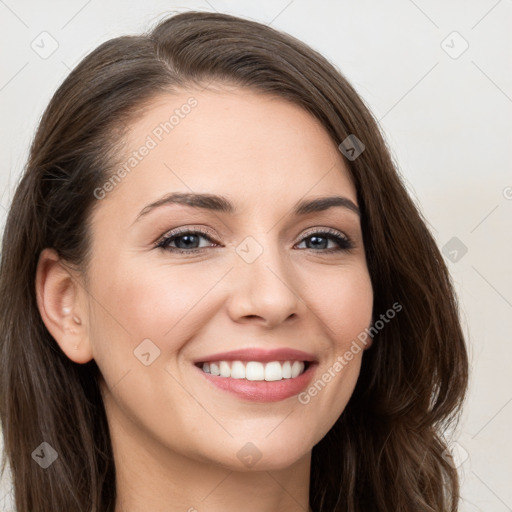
[363,337,373,350]
[364,325,373,350]
[362,319,374,351]
[35,248,93,364]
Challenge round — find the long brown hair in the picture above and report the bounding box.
[0,11,468,511]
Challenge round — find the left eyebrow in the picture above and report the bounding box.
[294,195,360,216]
[132,192,360,225]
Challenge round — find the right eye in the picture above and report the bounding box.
[155,228,220,254]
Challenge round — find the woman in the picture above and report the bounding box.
[0,11,468,512]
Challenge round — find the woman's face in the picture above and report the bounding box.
[82,86,373,471]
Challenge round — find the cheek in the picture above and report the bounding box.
[294,264,373,427]
[86,263,219,432]
[307,263,373,345]
[86,259,226,377]
[91,260,217,338]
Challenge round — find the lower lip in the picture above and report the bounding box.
[194,363,317,402]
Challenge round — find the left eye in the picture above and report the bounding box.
[296,231,352,251]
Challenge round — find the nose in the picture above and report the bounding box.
[225,237,301,328]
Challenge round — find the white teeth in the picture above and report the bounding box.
[230,360,245,379]
[200,360,307,381]
[246,361,265,380]
[219,361,231,377]
[264,361,283,381]
[291,361,303,378]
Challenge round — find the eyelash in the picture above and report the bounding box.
[154,227,354,255]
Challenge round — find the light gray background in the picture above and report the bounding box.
[1,1,511,510]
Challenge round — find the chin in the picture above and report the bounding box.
[203,436,313,473]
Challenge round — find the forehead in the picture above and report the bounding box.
[97,86,357,218]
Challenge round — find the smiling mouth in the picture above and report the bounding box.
[194,360,311,381]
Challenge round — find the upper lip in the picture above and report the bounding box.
[193,347,317,364]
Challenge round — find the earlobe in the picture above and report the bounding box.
[35,248,93,364]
